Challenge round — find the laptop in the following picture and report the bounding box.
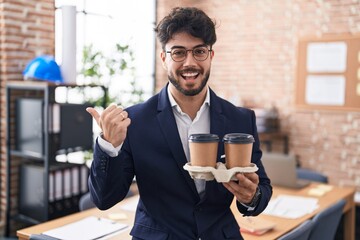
[261,153,310,189]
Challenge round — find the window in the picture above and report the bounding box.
[55,0,156,106]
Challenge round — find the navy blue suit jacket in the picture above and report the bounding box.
[89,86,272,240]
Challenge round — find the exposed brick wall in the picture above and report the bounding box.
[156,0,360,191]
[0,0,55,230]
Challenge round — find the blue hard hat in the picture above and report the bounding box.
[23,55,63,83]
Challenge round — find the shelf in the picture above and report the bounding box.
[6,80,106,92]
[9,150,44,160]
[5,82,102,237]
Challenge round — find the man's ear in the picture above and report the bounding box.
[210,49,215,59]
[160,51,167,70]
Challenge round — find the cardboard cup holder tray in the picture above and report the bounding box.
[183,162,258,183]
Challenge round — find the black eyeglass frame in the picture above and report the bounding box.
[165,45,212,62]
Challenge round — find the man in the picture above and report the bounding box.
[87,7,272,240]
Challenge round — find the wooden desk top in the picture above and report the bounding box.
[17,183,355,240]
[17,195,139,240]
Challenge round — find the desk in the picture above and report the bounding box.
[235,183,355,240]
[18,183,355,240]
[17,195,139,240]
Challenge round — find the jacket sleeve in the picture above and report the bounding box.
[88,138,135,210]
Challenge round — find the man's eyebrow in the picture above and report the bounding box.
[169,44,208,50]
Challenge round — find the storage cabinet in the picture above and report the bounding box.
[5,81,106,236]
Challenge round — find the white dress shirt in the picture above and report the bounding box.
[167,86,211,198]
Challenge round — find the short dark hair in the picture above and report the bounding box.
[155,7,217,50]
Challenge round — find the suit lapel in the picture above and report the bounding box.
[156,86,199,197]
[209,89,226,159]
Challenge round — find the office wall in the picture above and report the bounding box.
[156,0,360,191]
[0,1,359,230]
[0,0,55,228]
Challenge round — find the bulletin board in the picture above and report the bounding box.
[296,34,360,112]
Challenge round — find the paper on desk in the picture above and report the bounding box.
[42,216,128,240]
[263,195,319,219]
[354,191,360,204]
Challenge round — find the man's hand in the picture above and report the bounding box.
[86,103,131,148]
[222,172,259,204]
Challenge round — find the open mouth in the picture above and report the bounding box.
[180,71,200,80]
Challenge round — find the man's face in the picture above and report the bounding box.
[160,32,214,96]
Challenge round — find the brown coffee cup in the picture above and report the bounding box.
[223,133,255,168]
[188,134,219,167]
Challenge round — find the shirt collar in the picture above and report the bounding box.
[167,85,210,113]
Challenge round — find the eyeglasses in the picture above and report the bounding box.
[166,46,212,62]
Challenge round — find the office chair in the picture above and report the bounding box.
[308,199,346,240]
[277,220,314,240]
[79,189,135,211]
[79,192,96,211]
[296,168,328,183]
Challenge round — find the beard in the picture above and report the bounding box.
[168,69,210,96]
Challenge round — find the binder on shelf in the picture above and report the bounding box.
[80,164,89,193]
[49,172,54,202]
[63,168,71,198]
[50,103,61,133]
[71,166,80,195]
[19,162,89,222]
[54,170,63,200]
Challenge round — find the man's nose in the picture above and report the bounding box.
[183,50,197,65]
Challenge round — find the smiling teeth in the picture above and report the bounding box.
[182,72,198,77]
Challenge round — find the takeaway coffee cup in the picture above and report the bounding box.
[223,133,255,168]
[188,134,219,167]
